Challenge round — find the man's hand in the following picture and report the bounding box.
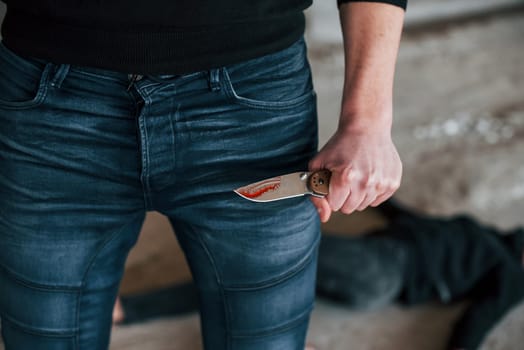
[310,122,402,223]
[310,2,405,222]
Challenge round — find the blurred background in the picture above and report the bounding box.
[1,0,523,349]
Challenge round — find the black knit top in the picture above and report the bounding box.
[0,0,407,74]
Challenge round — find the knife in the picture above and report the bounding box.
[234,170,331,202]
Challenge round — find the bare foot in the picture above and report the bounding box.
[112,297,125,325]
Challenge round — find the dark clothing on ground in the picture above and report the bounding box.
[318,201,524,349]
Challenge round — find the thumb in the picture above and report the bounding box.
[310,196,332,223]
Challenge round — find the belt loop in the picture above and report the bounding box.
[49,64,70,89]
[208,68,221,92]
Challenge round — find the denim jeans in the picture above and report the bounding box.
[0,37,320,350]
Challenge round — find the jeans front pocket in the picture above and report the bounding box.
[0,42,51,110]
[220,37,316,110]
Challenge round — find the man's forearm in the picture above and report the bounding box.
[338,2,405,132]
[308,1,405,220]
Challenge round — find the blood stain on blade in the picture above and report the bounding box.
[237,177,281,199]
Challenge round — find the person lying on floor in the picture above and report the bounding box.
[113,199,524,350]
[317,200,524,350]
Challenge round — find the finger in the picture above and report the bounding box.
[370,193,389,207]
[361,181,388,209]
[357,191,378,211]
[343,172,381,213]
[326,168,353,211]
[356,178,381,211]
[340,180,366,214]
[370,187,397,207]
[340,191,365,214]
[310,196,332,223]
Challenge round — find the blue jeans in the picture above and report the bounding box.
[0,37,320,350]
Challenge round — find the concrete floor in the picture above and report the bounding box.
[116,9,524,350]
[1,2,524,350]
[111,8,524,350]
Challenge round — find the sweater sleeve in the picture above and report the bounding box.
[337,0,407,10]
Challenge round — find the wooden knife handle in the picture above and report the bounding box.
[307,170,331,196]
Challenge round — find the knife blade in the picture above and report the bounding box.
[234,170,331,202]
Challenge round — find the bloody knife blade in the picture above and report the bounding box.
[234,170,331,202]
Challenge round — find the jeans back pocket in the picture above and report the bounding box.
[0,42,51,109]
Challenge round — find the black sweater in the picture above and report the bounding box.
[0,0,406,74]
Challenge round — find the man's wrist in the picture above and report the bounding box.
[338,108,393,134]
[339,92,393,129]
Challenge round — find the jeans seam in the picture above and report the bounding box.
[136,101,153,210]
[223,233,321,292]
[168,103,180,170]
[187,226,232,350]
[0,312,78,337]
[78,213,144,284]
[200,236,232,350]
[230,304,314,339]
[0,263,81,292]
[76,212,144,348]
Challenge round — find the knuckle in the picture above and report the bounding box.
[364,178,376,189]
[359,177,373,189]
[338,168,354,186]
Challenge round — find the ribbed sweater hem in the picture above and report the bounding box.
[2,8,306,74]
